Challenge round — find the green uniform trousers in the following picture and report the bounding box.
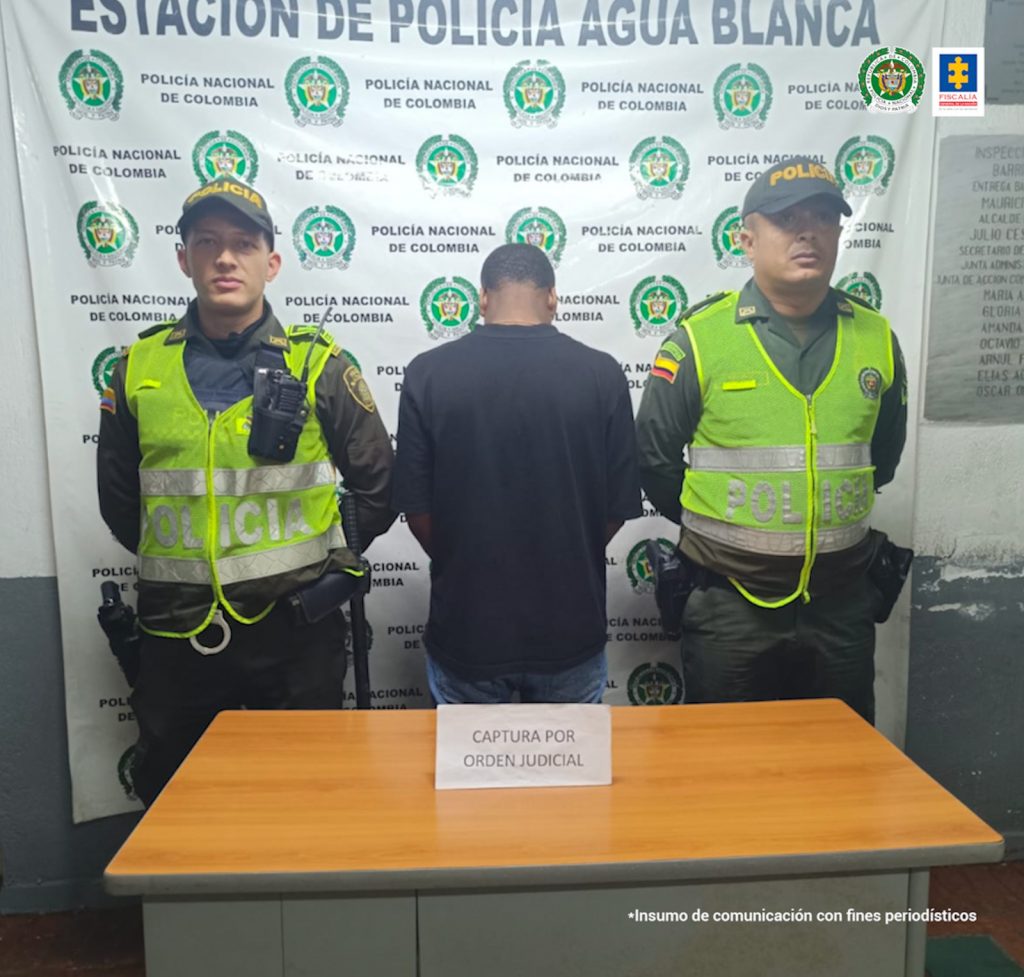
[680,574,880,724]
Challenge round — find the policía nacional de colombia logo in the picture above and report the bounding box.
[77,201,138,267]
[859,366,883,400]
[416,134,478,198]
[713,62,772,130]
[858,46,925,113]
[92,346,120,396]
[285,56,349,127]
[59,49,123,121]
[505,206,567,268]
[503,60,565,128]
[630,276,688,339]
[629,137,689,200]
[838,272,883,311]
[192,129,259,183]
[834,135,895,197]
[420,276,480,341]
[626,538,676,596]
[293,205,356,271]
[712,207,748,269]
[117,745,138,801]
[628,662,684,706]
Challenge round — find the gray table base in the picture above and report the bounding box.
[142,869,930,977]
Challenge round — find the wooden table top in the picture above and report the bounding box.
[105,700,1003,895]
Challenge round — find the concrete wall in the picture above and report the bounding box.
[0,12,140,912]
[903,0,1024,858]
[905,0,1024,852]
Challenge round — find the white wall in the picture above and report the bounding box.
[915,0,1024,566]
[0,9,55,579]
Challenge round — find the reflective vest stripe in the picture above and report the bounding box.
[139,524,347,586]
[139,461,337,498]
[682,510,870,556]
[689,443,871,473]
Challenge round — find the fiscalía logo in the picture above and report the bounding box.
[837,272,883,311]
[293,205,356,271]
[627,662,684,706]
[192,129,260,184]
[626,538,675,596]
[630,276,688,339]
[859,367,883,400]
[77,201,139,268]
[92,346,121,395]
[503,60,565,128]
[834,135,895,197]
[505,206,567,268]
[420,276,480,341]
[629,137,689,200]
[59,49,123,121]
[285,56,349,127]
[712,207,748,269]
[933,48,984,117]
[713,62,772,130]
[858,46,925,113]
[117,745,138,801]
[416,134,478,198]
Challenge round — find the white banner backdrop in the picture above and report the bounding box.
[2,0,939,821]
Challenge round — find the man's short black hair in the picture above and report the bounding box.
[481,243,555,291]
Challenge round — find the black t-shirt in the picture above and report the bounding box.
[392,324,643,678]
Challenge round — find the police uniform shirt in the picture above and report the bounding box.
[635,279,908,599]
[98,300,395,559]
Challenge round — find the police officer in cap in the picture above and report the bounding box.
[635,156,907,724]
[97,176,395,804]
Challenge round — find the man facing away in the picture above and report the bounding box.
[635,157,907,724]
[393,243,643,704]
[97,177,394,804]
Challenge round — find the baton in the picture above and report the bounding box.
[341,492,372,709]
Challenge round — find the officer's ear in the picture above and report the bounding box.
[547,288,558,316]
[479,288,490,316]
[265,249,282,283]
[738,213,758,259]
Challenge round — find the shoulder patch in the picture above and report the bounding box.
[839,288,876,311]
[330,344,341,358]
[343,364,376,413]
[136,321,176,340]
[681,291,730,320]
[658,340,686,362]
[287,324,337,347]
[266,334,289,348]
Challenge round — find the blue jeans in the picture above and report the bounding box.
[426,651,607,705]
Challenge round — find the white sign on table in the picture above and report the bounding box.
[435,703,612,790]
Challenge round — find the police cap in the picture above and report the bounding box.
[741,156,852,220]
[179,176,275,247]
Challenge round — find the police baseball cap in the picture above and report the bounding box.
[741,156,852,219]
[179,176,275,247]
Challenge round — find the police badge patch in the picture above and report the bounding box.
[859,367,883,400]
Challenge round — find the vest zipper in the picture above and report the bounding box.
[802,395,817,603]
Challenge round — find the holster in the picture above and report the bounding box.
[97,582,142,687]
[644,540,698,640]
[866,531,914,624]
[285,567,371,627]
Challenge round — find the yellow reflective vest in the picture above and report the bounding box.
[680,293,894,607]
[125,326,348,637]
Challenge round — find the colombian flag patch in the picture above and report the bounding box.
[99,387,117,414]
[651,355,680,383]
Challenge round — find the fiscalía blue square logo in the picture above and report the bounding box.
[939,54,978,92]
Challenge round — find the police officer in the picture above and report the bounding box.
[635,156,907,724]
[97,177,395,804]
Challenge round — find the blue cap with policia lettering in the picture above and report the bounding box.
[178,175,275,247]
[741,155,852,219]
